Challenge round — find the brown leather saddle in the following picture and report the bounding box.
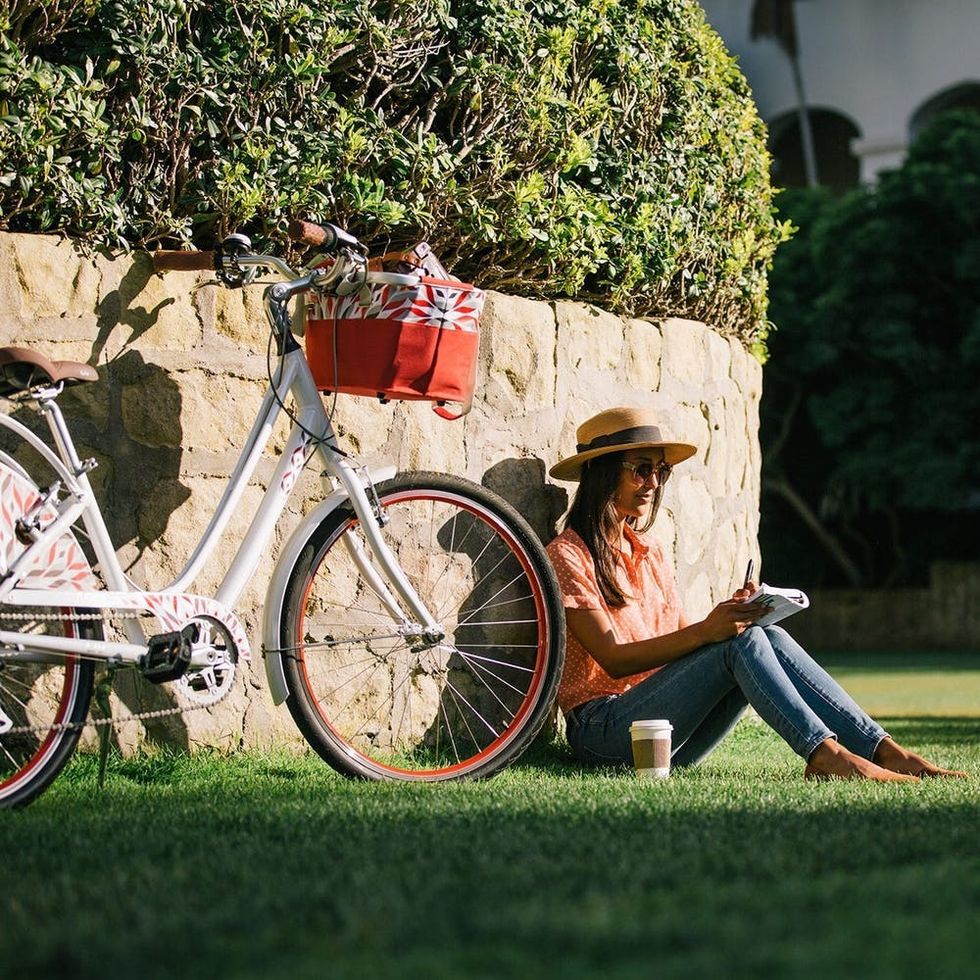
[0,346,99,397]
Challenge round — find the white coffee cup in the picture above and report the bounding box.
[629,719,673,778]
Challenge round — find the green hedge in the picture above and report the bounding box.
[0,0,786,345]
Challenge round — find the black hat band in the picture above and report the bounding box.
[576,425,665,454]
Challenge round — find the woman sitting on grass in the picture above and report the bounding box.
[546,407,965,781]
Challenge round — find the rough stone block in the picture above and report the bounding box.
[481,291,557,415]
[122,269,204,350]
[683,571,714,621]
[624,318,663,391]
[556,301,624,375]
[121,368,184,448]
[9,234,82,319]
[178,372,267,453]
[705,328,732,382]
[214,285,269,351]
[661,318,708,388]
[675,475,715,567]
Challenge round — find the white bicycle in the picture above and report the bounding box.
[0,220,564,808]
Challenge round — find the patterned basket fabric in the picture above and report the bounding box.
[307,277,483,332]
[306,276,484,419]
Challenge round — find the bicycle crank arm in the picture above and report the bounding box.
[0,628,147,665]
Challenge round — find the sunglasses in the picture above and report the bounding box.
[621,460,672,486]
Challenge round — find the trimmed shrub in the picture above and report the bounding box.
[0,0,786,344]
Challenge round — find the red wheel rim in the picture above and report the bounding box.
[0,614,81,796]
[296,489,550,778]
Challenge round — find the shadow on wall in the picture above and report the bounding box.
[90,256,194,749]
[3,253,194,748]
[480,458,569,546]
[91,250,173,362]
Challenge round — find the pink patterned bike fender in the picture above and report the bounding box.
[0,464,97,592]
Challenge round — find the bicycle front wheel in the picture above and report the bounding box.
[279,472,564,780]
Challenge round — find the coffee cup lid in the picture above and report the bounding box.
[629,719,673,734]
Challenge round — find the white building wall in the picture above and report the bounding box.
[701,0,980,181]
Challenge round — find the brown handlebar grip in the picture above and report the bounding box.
[287,219,334,248]
[152,250,217,272]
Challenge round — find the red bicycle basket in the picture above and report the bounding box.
[305,276,484,420]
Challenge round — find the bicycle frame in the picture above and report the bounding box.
[0,287,443,689]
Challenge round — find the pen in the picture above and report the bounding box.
[742,559,754,591]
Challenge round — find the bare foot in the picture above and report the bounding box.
[804,739,919,782]
[873,737,969,779]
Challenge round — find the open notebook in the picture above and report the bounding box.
[748,584,810,628]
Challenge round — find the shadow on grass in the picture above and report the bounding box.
[881,715,980,746]
[816,651,980,673]
[4,712,979,980]
[512,714,980,776]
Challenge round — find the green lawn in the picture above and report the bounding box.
[2,655,979,979]
[816,651,980,716]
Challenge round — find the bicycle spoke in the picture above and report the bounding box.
[454,573,531,626]
[0,678,31,711]
[445,676,499,738]
[450,643,540,649]
[348,659,416,743]
[433,535,513,623]
[437,692,461,765]
[314,652,394,711]
[442,680,481,755]
[451,648,527,700]
[454,618,539,629]
[1,740,22,769]
[449,650,536,673]
[445,649,519,716]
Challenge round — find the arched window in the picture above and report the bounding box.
[769,109,861,193]
[909,82,980,141]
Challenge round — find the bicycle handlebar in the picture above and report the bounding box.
[152,250,217,272]
[287,219,361,252]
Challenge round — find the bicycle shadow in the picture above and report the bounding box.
[2,253,193,749]
[410,458,568,763]
[84,336,192,748]
[90,251,175,363]
[479,457,568,547]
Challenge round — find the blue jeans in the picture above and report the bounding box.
[565,625,888,767]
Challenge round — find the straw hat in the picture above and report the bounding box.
[549,407,697,482]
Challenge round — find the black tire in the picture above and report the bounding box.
[279,472,564,780]
[0,609,97,808]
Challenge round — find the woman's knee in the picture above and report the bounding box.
[732,624,771,654]
[763,624,811,660]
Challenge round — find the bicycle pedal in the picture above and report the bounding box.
[141,625,196,683]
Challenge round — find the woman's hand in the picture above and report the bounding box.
[731,579,758,603]
[697,597,767,643]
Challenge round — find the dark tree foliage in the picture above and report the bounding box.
[0,0,785,343]
[761,110,980,588]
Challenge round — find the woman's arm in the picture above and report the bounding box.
[566,598,767,679]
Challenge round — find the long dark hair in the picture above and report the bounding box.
[565,451,665,608]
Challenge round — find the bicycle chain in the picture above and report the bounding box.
[0,608,236,738]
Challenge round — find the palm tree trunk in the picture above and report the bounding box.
[750,0,820,187]
[788,49,819,187]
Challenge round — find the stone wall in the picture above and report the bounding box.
[789,563,980,652]
[0,232,763,750]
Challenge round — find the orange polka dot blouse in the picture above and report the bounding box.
[546,525,684,715]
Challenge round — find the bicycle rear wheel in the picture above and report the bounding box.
[0,610,97,808]
[1,462,98,807]
[279,472,564,780]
